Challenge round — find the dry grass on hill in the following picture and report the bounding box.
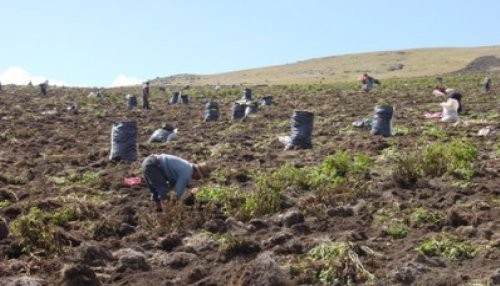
[153,45,500,86]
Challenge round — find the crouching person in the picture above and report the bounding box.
[360,73,380,93]
[142,154,214,212]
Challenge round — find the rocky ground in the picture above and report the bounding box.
[0,75,499,286]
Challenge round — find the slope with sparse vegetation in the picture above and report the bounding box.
[0,67,498,285]
[152,45,500,86]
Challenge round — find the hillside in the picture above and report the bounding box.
[152,45,500,86]
[0,74,499,285]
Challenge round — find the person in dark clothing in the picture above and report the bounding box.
[96,89,103,98]
[142,154,214,212]
[142,81,150,109]
[446,89,463,113]
[38,81,48,96]
[483,77,492,93]
[360,73,379,92]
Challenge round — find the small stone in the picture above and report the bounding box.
[113,248,151,272]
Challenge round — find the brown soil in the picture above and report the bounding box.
[453,55,500,74]
[0,81,499,286]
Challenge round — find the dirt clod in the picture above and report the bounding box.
[158,233,183,252]
[60,264,101,286]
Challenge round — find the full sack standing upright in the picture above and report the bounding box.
[261,96,273,106]
[180,94,189,104]
[281,110,314,150]
[244,102,258,117]
[242,88,252,102]
[483,77,492,92]
[126,94,137,110]
[371,105,393,137]
[204,101,220,122]
[109,121,138,161]
[232,102,246,120]
[170,92,180,104]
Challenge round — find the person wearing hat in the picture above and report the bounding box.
[142,154,214,212]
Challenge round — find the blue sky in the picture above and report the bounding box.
[1,0,499,87]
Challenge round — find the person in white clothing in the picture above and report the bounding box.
[440,98,459,123]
